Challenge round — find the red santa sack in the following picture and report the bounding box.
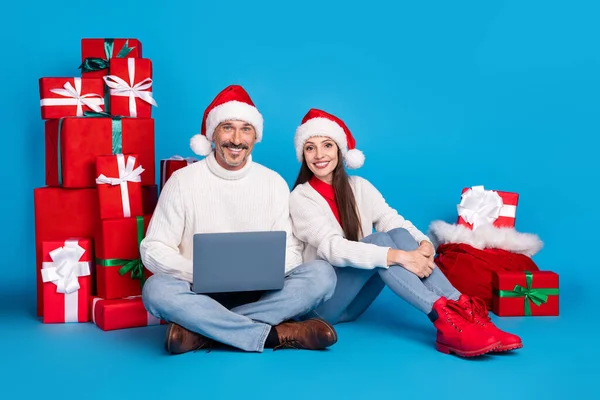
[429,221,544,310]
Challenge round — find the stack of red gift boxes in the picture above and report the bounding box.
[457,186,560,317]
[35,38,167,331]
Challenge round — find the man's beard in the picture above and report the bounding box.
[218,141,250,166]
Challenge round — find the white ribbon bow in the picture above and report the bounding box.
[96,154,145,218]
[457,185,504,230]
[103,58,157,117]
[41,240,91,294]
[41,78,104,116]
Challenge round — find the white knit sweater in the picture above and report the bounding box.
[289,176,431,270]
[140,152,304,283]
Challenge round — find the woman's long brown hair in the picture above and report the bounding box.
[293,148,363,241]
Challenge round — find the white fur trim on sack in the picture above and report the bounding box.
[205,100,264,143]
[427,220,543,257]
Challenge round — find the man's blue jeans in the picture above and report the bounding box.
[142,260,337,352]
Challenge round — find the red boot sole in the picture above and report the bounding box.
[436,341,502,357]
[492,342,523,352]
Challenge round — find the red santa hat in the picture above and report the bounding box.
[190,85,264,156]
[294,108,365,169]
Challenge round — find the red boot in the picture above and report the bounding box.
[431,297,501,357]
[458,295,523,352]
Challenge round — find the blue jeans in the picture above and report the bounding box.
[311,228,461,324]
[142,260,337,352]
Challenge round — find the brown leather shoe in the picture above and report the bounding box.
[164,323,214,354]
[273,318,338,350]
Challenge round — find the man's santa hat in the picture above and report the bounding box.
[428,186,544,257]
[294,108,365,169]
[190,85,264,156]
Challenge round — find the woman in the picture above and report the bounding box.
[289,108,522,357]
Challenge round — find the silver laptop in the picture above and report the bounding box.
[192,231,286,294]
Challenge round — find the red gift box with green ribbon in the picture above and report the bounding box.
[45,115,155,189]
[95,215,152,299]
[80,38,142,78]
[492,270,559,316]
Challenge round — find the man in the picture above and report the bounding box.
[140,84,338,354]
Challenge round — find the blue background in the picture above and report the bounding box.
[2,0,598,399]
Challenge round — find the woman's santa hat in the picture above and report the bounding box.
[190,85,264,156]
[294,108,365,169]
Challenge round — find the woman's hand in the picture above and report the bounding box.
[387,249,434,278]
[418,241,435,262]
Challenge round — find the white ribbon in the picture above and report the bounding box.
[40,78,104,116]
[457,185,506,230]
[41,240,91,323]
[103,58,157,117]
[96,154,145,218]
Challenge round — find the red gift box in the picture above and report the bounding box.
[492,270,559,316]
[45,116,155,188]
[95,215,152,299]
[95,154,144,219]
[457,185,519,230]
[33,187,158,316]
[39,77,105,119]
[41,238,93,323]
[160,155,198,190]
[104,58,157,118]
[34,187,100,316]
[80,38,142,78]
[142,184,158,215]
[90,295,166,331]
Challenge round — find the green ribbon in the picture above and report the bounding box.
[78,39,135,73]
[498,271,559,316]
[55,112,125,186]
[96,216,146,288]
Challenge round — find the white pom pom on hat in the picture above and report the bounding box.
[190,85,264,156]
[294,108,365,169]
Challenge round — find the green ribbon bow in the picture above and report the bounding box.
[78,39,135,112]
[78,39,135,73]
[96,216,146,288]
[498,271,559,316]
[55,111,125,186]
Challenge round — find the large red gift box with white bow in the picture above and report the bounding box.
[41,238,93,323]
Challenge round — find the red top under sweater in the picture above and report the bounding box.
[309,176,341,226]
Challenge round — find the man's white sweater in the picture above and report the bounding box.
[140,151,304,283]
[289,175,431,270]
